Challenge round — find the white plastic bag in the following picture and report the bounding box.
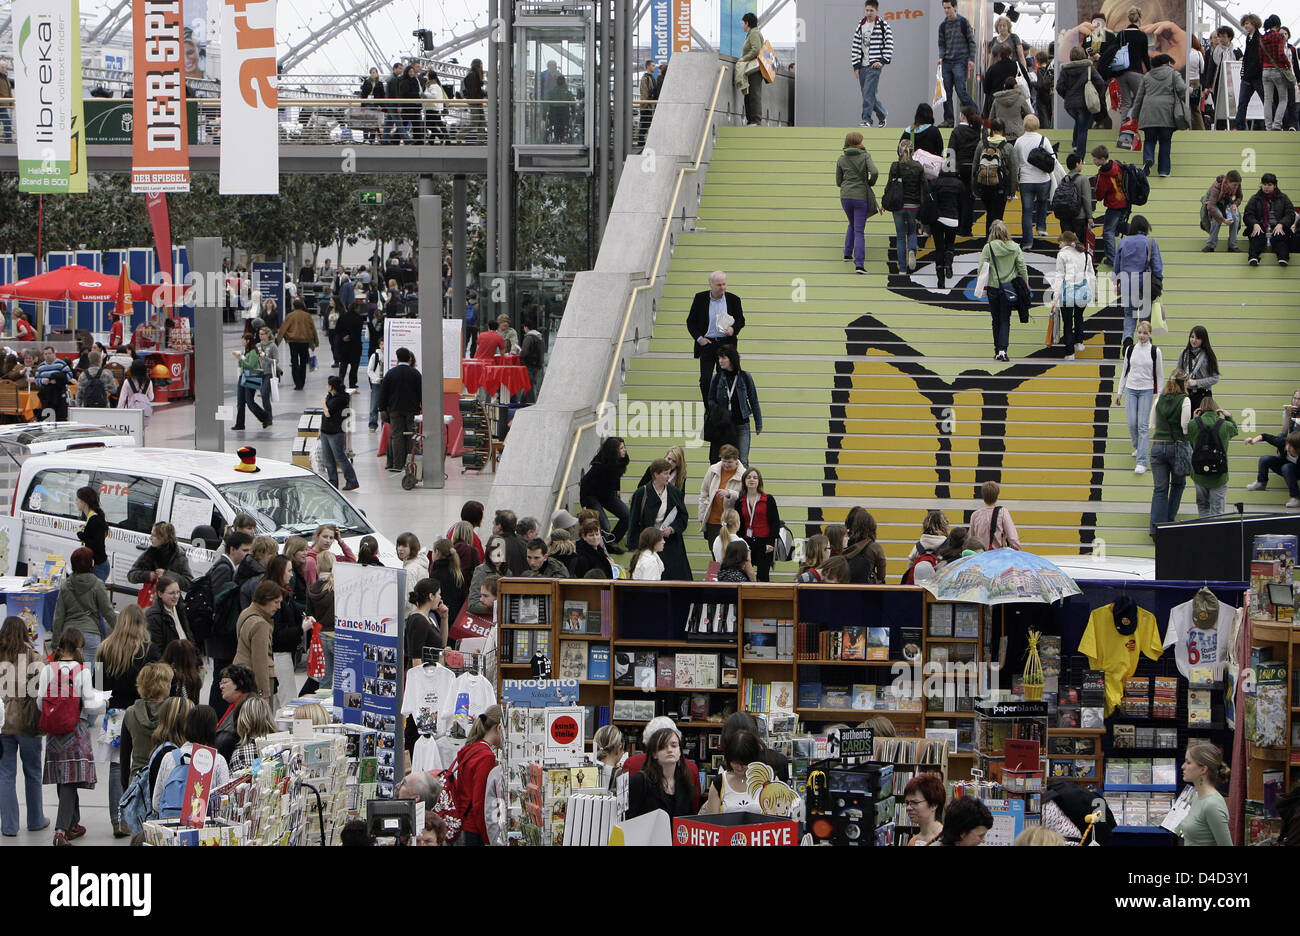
[269,375,281,403]
[974,261,990,299]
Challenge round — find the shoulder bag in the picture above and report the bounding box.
[881,165,905,213]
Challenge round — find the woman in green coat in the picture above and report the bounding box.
[736,13,764,126]
[627,458,692,581]
[836,131,880,273]
[1187,397,1237,519]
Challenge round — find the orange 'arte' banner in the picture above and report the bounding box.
[219,0,279,194]
[672,0,692,52]
[131,0,191,192]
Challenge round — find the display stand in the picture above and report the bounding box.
[292,408,323,469]
[923,601,987,782]
[1245,617,1298,843]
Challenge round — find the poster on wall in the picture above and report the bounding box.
[383,318,465,379]
[251,262,285,318]
[333,562,406,798]
[131,0,191,192]
[184,0,210,80]
[219,0,279,194]
[12,0,87,193]
[1055,0,1191,75]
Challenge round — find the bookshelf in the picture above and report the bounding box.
[499,578,557,671]
[1046,727,1105,787]
[923,602,988,782]
[1247,618,1298,801]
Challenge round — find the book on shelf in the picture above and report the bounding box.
[841,626,866,660]
[675,653,698,689]
[822,685,852,710]
[928,603,954,637]
[953,604,980,638]
[690,693,709,721]
[1254,661,1288,747]
[657,655,675,690]
[558,640,587,680]
[1113,724,1136,749]
[865,627,890,660]
[1152,758,1177,786]
[1104,760,1129,786]
[513,630,533,664]
[697,654,719,689]
[561,600,588,634]
[771,681,795,715]
[1128,758,1153,786]
[633,651,656,691]
[798,681,821,709]
[534,630,550,658]
[587,644,611,682]
[720,653,739,689]
[1039,635,1061,692]
[852,683,876,711]
[1081,707,1104,729]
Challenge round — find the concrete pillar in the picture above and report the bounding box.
[453,174,468,331]
[416,178,445,488]
[189,236,224,453]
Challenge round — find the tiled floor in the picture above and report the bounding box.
[0,324,498,848]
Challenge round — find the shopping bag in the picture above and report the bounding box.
[1107,79,1121,111]
[376,421,392,457]
[914,148,944,180]
[136,580,156,609]
[974,261,990,299]
[1045,306,1058,347]
[305,619,325,681]
[1151,300,1168,334]
[309,354,317,371]
[269,375,281,403]
[308,437,327,477]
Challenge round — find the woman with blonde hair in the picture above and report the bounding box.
[908,510,951,563]
[95,603,159,836]
[711,508,741,563]
[230,696,276,772]
[293,702,332,725]
[0,615,46,836]
[979,218,1027,362]
[886,136,927,273]
[428,538,467,619]
[151,696,193,751]
[629,528,666,581]
[593,724,626,791]
[449,520,481,580]
[796,534,830,582]
[120,661,173,782]
[1178,742,1232,845]
[547,528,578,576]
[1014,826,1067,846]
[638,445,689,493]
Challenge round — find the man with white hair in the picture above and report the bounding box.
[686,270,746,406]
[396,770,447,845]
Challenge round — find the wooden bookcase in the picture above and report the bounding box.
[1247,618,1298,799]
[498,578,558,677]
[1046,727,1105,789]
[922,602,987,783]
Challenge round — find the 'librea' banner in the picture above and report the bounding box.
[220,0,279,194]
[12,0,88,193]
[131,0,191,192]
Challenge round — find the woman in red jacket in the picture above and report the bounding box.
[450,705,502,846]
[737,468,781,582]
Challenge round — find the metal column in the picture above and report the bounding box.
[486,0,499,273]
[613,0,629,191]
[498,1,514,272]
[452,175,468,345]
[189,236,224,453]
[597,0,611,237]
[416,177,445,488]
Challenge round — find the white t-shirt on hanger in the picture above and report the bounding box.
[401,664,455,736]
[1163,599,1236,680]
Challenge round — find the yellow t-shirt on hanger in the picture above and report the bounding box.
[1077,603,1164,715]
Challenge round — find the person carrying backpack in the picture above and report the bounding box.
[971,118,1017,235]
[1052,152,1093,244]
[1056,47,1106,157]
[39,629,105,846]
[1091,144,1129,268]
[151,704,230,819]
[1187,397,1237,518]
[75,349,117,407]
[1113,321,1163,474]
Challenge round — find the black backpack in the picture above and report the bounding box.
[1191,416,1229,476]
[1051,174,1082,222]
[1120,161,1150,206]
[184,570,240,646]
[80,366,109,408]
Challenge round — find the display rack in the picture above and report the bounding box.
[1046,727,1105,786]
[923,601,987,782]
[1247,618,1298,820]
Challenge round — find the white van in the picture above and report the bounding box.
[0,422,137,507]
[13,447,397,589]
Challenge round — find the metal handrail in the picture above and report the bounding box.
[551,63,729,521]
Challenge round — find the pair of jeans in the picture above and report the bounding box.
[1020,180,1051,246]
[1195,484,1228,518]
[1101,207,1128,265]
[940,60,974,124]
[92,560,110,582]
[1249,231,1291,264]
[1067,105,1090,156]
[81,629,102,666]
[735,423,752,466]
[56,783,81,834]
[857,65,887,125]
[386,411,417,471]
[368,383,382,428]
[1205,214,1240,249]
[841,198,870,267]
[987,289,1012,354]
[1233,77,1264,129]
[233,379,270,428]
[1149,440,1187,535]
[321,431,358,488]
[1116,69,1142,120]
[1142,126,1174,176]
[893,209,918,271]
[581,492,631,547]
[0,734,46,835]
[288,342,311,390]
[1122,301,1141,343]
[1124,387,1153,467]
[1257,455,1300,497]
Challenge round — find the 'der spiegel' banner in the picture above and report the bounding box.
[132,0,192,192]
[219,0,279,194]
[12,0,87,193]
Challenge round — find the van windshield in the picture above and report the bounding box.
[216,476,372,538]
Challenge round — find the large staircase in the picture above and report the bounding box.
[621,127,1300,580]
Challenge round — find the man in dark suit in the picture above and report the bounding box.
[686,270,745,405]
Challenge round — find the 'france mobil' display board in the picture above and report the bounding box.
[333,561,407,798]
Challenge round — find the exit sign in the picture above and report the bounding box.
[358,190,385,205]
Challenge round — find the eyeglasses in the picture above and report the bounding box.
[904,798,927,807]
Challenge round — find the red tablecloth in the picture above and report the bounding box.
[462,357,531,397]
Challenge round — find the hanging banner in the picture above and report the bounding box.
[650,0,670,63]
[718,0,745,58]
[146,193,175,281]
[672,0,692,53]
[12,0,86,193]
[131,0,192,192]
[219,0,279,195]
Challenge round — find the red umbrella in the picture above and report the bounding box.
[0,265,154,303]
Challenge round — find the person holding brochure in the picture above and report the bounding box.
[627,458,692,581]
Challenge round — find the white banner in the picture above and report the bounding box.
[67,406,146,446]
[12,0,82,193]
[219,0,278,194]
[383,317,462,380]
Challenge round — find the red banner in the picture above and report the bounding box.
[449,609,494,642]
[132,1,191,193]
[146,192,174,281]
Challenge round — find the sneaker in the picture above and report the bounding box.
[1158,173,1170,178]
[907,248,916,271]
[1075,343,1086,353]
[1142,160,1153,175]
[1036,228,1050,237]
[113,822,131,839]
[369,425,378,432]
[995,351,1009,362]
[1280,259,1289,267]
[1201,245,1215,252]
[1289,498,1300,509]
[1246,481,1266,491]
[1131,449,1139,458]
[261,420,273,429]
[1134,464,1147,474]
[859,120,872,128]
[66,824,86,841]
[1064,354,1075,361]
[53,832,70,846]
[342,483,360,492]
[231,425,245,432]
[1250,257,1260,266]
[843,255,853,262]
[855,266,866,275]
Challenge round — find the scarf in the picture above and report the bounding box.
[1260,189,1276,228]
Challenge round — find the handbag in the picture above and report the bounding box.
[1151,299,1168,334]
[881,172,905,213]
[1146,239,1163,300]
[237,371,263,389]
[305,620,325,681]
[269,375,282,403]
[136,580,156,609]
[1084,69,1102,114]
[376,421,392,456]
[989,250,1019,306]
[1173,89,1191,131]
[1173,440,1193,478]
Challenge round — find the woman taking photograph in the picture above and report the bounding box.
[738,468,781,582]
[146,575,192,650]
[904,773,946,846]
[1177,326,1220,414]
[843,510,888,584]
[887,138,927,274]
[231,331,271,430]
[321,375,360,491]
[707,346,762,467]
[40,630,104,846]
[626,457,692,581]
[1148,369,1192,537]
[979,219,1027,362]
[1114,320,1163,475]
[1177,742,1232,846]
[628,528,666,581]
[128,522,194,592]
[447,706,504,845]
[405,578,449,667]
[836,131,879,274]
[717,539,756,583]
[627,727,696,820]
[0,616,47,837]
[579,436,631,553]
[52,547,117,663]
[96,604,158,837]
[637,445,688,492]
[75,486,109,581]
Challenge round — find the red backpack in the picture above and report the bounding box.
[39,663,84,735]
[901,552,939,585]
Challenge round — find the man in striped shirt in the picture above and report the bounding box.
[851,0,894,128]
[937,0,977,127]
